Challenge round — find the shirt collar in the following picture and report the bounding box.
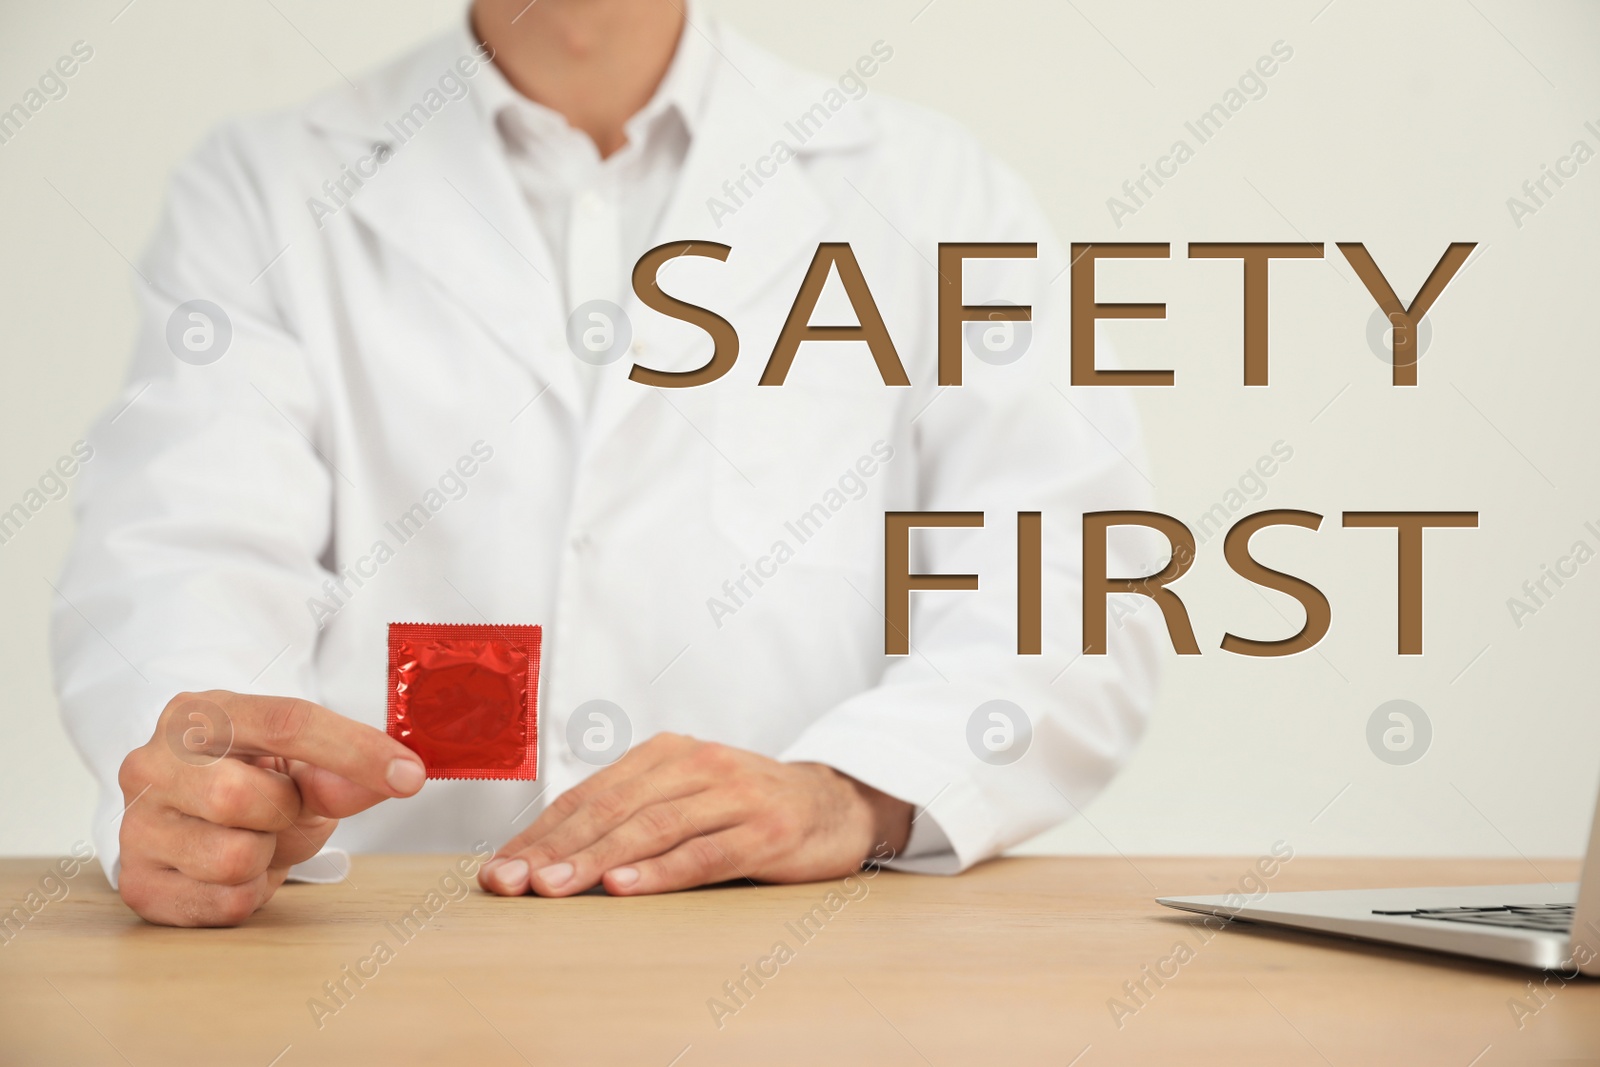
[462,2,713,150]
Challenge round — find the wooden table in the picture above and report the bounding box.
[1,855,1595,1065]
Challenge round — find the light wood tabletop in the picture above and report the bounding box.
[1,853,1595,1066]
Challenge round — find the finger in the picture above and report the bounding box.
[602,827,756,896]
[286,761,392,820]
[159,757,344,871]
[270,808,340,870]
[499,733,694,856]
[156,810,278,886]
[530,792,747,897]
[494,734,743,874]
[499,764,715,883]
[552,798,736,896]
[185,691,424,799]
[158,756,303,832]
[479,735,720,896]
[118,860,280,927]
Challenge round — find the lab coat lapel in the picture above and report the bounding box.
[587,43,845,444]
[318,54,583,416]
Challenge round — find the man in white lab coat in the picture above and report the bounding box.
[52,0,1160,926]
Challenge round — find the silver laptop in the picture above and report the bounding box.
[1157,782,1600,973]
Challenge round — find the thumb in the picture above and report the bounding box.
[269,808,339,870]
[289,760,404,819]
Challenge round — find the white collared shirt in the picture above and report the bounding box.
[468,22,704,405]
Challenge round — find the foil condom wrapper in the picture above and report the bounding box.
[386,622,540,780]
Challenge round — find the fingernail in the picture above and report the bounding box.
[609,866,639,889]
[537,861,574,889]
[386,758,425,795]
[494,859,529,892]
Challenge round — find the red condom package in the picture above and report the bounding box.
[387,623,541,780]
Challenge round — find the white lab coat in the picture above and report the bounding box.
[52,16,1162,884]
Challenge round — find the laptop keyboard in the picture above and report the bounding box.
[1370,903,1574,934]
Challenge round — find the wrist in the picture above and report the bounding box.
[794,762,913,858]
[835,768,912,857]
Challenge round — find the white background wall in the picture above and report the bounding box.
[2,0,1597,862]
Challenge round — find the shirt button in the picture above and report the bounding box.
[630,340,646,356]
[577,191,604,215]
[570,532,591,553]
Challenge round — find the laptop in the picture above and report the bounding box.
[1157,782,1600,973]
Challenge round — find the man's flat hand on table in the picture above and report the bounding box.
[478,734,911,898]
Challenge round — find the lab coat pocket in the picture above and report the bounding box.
[710,384,897,575]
